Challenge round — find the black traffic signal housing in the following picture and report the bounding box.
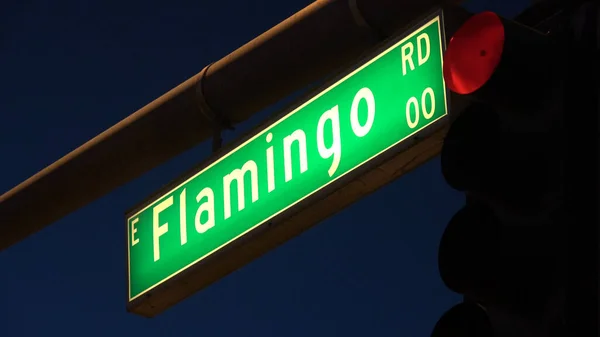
[433,10,568,337]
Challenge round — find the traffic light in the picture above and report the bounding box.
[432,10,567,337]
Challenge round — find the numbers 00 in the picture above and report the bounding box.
[405,87,435,129]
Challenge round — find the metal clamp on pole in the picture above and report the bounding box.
[196,63,235,153]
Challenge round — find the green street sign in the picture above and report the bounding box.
[127,13,448,316]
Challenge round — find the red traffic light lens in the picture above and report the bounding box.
[443,11,505,95]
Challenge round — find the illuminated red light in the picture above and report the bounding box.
[443,11,505,95]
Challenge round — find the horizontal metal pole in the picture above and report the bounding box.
[0,0,457,250]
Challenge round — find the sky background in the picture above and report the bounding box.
[0,1,529,336]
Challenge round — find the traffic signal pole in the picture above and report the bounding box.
[0,0,460,251]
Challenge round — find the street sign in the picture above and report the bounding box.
[127,12,448,317]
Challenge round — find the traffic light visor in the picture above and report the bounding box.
[443,11,505,94]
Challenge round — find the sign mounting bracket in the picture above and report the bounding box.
[196,63,235,153]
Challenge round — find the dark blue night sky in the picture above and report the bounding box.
[1,1,529,336]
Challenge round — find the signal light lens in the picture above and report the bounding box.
[443,11,505,94]
[431,302,493,337]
